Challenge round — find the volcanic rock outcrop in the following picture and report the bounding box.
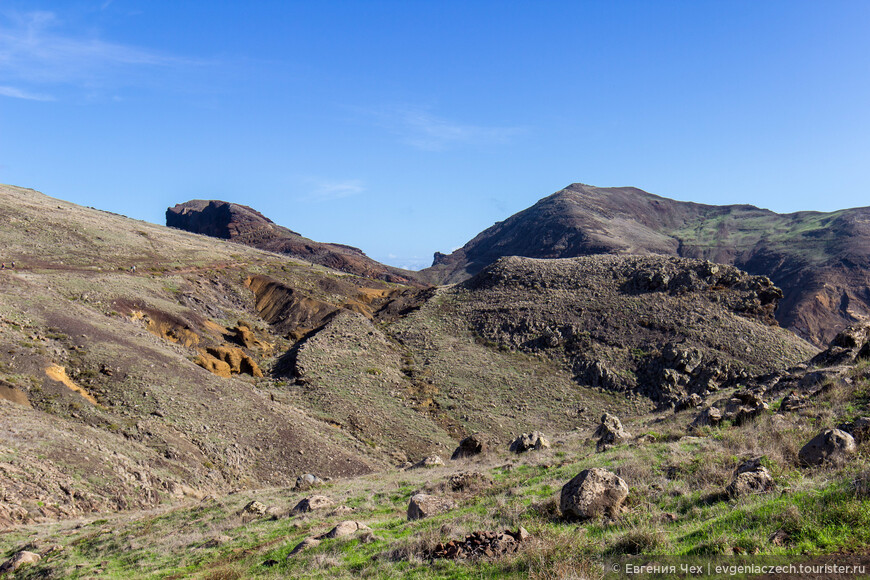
[448,255,817,404]
[422,182,870,345]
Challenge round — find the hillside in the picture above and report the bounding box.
[166,200,425,287]
[11,184,870,579]
[420,183,870,346]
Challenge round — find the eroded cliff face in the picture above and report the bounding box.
[421,183,870,346]
[167,200,426,286]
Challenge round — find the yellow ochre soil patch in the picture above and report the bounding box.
[195,346,264,378]
[131,310,201,348]
[44,364,101,406]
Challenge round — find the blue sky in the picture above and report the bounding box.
[1,1,869,270]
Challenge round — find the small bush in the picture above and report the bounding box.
[606,527,670,555]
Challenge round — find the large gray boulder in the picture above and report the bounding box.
[509,431,550,453]
[408,493,455,521]
[593,413,631,450]
[410,455,444,469]
[726,458,775,498]
[798,429,856,467]
[560,468,629,520]
[322,520,371,539]
[291,495,333,514]
[294,473,323,490]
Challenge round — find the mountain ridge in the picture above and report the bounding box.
[167,199,426,287]
[420,182,870,345]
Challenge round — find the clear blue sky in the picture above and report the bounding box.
[2,1,869,270]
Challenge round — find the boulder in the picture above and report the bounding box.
[451,433,491,460]
[322,520,371,539]
[689,406,722,430]
[287,537,320,557]
[508,431,550,453]
[0,551,40,575]
[241,500,268,515]
[294,473,323,490]
[408,493,455,521]
[593,413,631,450]
[721,390,769,425]
[674,393,703,413]
[226,322,269,350]
[560,468,629,520]
[291,495,333,514]
[410,455,444,469]
[798,429,856,467]
[726,458,775,498]
[779,392,808,413]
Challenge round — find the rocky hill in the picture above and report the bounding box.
[167,199,425,287]
[448,255,817,406]
[4,183,870,578]
[421,182,870,346]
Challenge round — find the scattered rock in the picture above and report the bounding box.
[292,495,334,514]
[779,391,808,413]
[242,500,268,515]
[726,458,775,498]
[721,389,769,424]
[593,413,631,451]
[427,528,529,560]
[799,429,856,467]
[674,393,703,413]
[447,471,493,493]
[295,474,323,490]
[322,520,371,539]
[408,493,455,521]
[508,431,550,453]
[560,468,629,520]
[287,537,321,557]
[689,406,722,430]
[410,455,444,469]
[451,433,491,460]
[0,551,40,575]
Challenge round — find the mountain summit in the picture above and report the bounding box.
[420,183,870,345]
